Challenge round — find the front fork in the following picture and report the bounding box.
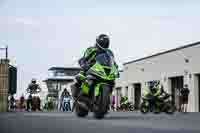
[79,79,114,109]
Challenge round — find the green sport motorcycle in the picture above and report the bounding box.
[140,92,176,114]
[74,51,119,119]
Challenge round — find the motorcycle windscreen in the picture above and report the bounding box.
[95,51,114,68]
[95,83,113,97]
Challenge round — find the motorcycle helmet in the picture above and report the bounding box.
[95,34,110,50]
[148,81,157,93]
[31,78,36,84]
[154,81,160,89]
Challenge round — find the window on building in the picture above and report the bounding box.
[65,70,80,76]
[57,72,65,77]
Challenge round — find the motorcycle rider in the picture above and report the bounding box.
[143,81,164,112]
[120,96,128,105]
[71,34,119,99]
[61,88,70,97]
[60,88,71,111]
[26,78,41,111]
[120,96,129,111]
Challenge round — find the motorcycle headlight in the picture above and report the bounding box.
[86,75,96,80]
[87,79,93,86]
[97,70,104,75]
[90,68,104,76]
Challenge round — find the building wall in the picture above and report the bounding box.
[0,59,9,112]
[115,71,127,97]
[124,44,200,112]
[113,71,131,109]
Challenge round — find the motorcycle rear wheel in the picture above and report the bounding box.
[75,96,90,118]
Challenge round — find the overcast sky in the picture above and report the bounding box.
[0,0,200,95]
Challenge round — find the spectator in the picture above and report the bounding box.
[111,96,115,111]
[26,94,32,111]
[10,95,15,111]
[180,84,190,112]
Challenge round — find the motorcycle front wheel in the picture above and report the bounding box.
[165,101,176,114]
[140,102,149,114]
[93,84,111,119]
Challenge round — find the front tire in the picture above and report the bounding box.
[165,101,176,114]
[140,102,149,114]
[93,96,107,119]
[94,85,111,119]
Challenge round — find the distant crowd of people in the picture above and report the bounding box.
[8,94,26,112]
[8,78,42,112]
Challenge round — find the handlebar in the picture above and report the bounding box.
[142,95,155,100]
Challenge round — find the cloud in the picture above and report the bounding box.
[15,18,40,26]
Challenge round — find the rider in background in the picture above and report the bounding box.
[26,79,41,111]
[27,79,41,94]
[143,81,163,112]
[60,89,69,111]
[60,89,72,111]
[60,89,70,100]
[120,96,128,111]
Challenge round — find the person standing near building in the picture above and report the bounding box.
[180,84,190,112]
[10,95,15,111]
[111,96,115,111]
[26,94,32,111]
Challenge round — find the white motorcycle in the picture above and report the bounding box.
[62,96,71,112]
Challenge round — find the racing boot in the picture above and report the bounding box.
[71,71,86,99]
[71,82,81,99]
